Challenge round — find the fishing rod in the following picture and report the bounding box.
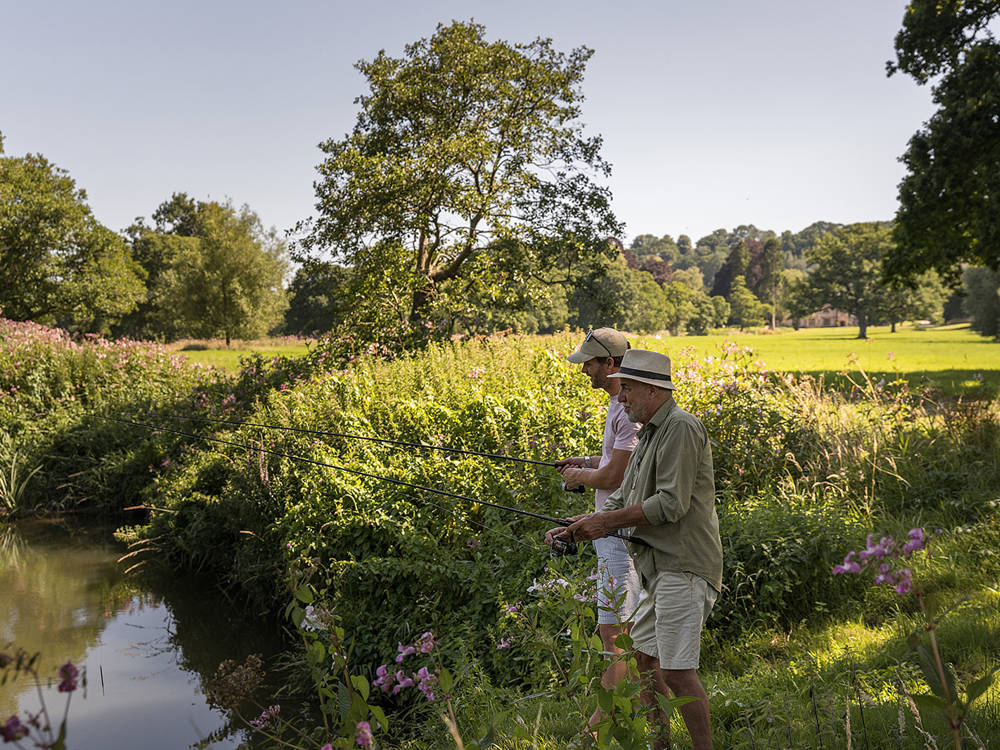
[96,415,648,548]
[147,413,559,467]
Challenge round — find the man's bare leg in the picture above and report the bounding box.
[663,668,712,750]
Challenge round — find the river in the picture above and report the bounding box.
[1,519,285,749]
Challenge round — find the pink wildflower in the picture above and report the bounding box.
[415,666,437,701]
[894,568,913,594]
[497,637,512,650]
[395,642,416,662]
[392,671,414,694]
[1,715,29,742]
[355,721,373,748]
[58,661,79,692]
[832,551,861,575]
[902,528,925,556]
[417,632,436,654]
[373,664,395,693]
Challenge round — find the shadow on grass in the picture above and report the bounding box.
[792,369,1000,399]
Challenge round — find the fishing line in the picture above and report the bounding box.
[146,413,559,467]
[95,414,646,546]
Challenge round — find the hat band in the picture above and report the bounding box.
[618,366,671,382]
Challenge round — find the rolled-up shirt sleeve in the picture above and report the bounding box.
[641,420,704,525]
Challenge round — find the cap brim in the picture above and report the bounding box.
[566,350,589,363]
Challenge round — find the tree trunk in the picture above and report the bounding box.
[856,314,868,339]
[225,330,231,347]
[891,320,897,333]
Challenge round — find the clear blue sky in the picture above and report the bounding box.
[1,0,934,244]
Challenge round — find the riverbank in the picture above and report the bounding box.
[3,318,999,748]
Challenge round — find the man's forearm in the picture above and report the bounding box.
[600,502,650,531]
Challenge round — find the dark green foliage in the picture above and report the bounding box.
[298,21,622,341]
[0,151,144,332]
[963,266,1000,337]
[887,0,1000,281]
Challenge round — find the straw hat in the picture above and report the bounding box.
[607,349,675,390]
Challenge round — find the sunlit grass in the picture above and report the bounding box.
[170,324,998,398]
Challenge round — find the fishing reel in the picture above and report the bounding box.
[560,480,585,494]
[550,530,578,557]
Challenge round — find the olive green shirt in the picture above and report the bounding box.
[600,399,723,593]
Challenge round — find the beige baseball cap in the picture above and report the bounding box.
[566,328,630,363]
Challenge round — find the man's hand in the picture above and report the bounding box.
[564,513,612,542]
[544,514,587,546]
[556,464,586,489]
[555,456,586,468]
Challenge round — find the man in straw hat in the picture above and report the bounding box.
[546,349,723,750]
[556,328,642,733]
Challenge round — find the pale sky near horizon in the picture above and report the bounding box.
[2,0,936,246]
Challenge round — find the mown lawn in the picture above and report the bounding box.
[174,324,998,396]
[635,323,998,395]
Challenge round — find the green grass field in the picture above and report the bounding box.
[635,323,999,395]
[175,324,998,396]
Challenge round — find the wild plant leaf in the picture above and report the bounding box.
[966,664,999,706]
[350,673,370,702]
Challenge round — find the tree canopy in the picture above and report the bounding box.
[0,145,144,332]
[887,0,1000,281]
[119,195,289,344]
[296,20,621,341]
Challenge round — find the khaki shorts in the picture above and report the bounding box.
[630,570,718,670]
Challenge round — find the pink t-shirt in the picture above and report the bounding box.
[595,392,641,511]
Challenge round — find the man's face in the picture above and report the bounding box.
[617,379,653,423]
[580,357,613,391]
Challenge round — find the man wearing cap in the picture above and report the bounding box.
[555,328,642,733]
[546,349,723,750]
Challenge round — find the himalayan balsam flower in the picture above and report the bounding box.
[373,664,395,693]
[417,632,436,654]
[392,671,414,694]
[415,666,437,701]
[1,715,30,742]
[395,642,416,662]
[355,720,373,748]
[833,528,925,596]
[497,638,512,650]
[58,661,79,692]
[250,704,281,730]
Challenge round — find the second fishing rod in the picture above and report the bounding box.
[106,414,648,549]
[149,412,588,493]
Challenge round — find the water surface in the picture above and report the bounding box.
[1,520,283,749]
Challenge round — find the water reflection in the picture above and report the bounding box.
[1,520,283,749]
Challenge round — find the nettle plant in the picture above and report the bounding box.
[833,528,998,749]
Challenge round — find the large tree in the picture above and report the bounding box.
[296,21,621,340]
[886,0,1000,282]
[0,143,144,331]
[806,223,895,339]
[119,195,288,344]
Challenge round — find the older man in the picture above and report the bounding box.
[555,328,641,731]
[547,349,723,750]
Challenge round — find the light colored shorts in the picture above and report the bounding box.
[592,536,640,626]
[630,570,718,670]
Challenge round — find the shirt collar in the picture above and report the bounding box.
[637,399,675,438]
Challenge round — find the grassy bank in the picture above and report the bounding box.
[3,319,999,748]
